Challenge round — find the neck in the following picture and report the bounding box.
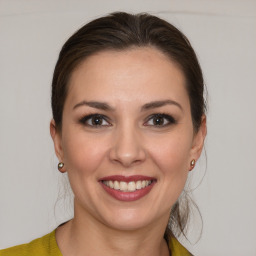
[56,203,170,256]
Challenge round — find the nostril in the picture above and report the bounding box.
[108,126,147,168]
[110,150,146,167]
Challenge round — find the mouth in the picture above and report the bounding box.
[102,180,153,192]
[99,175,156,201]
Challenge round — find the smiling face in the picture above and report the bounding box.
[51,47,206,232]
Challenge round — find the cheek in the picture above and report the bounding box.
[145,134,192,211]
[148,133,192,198]
[151,134,191,171]
[61,130,107,178]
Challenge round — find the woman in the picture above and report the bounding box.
[0,12,206,256]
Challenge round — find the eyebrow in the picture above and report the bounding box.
[141,100,183,112]
[73,101,115,111]
[73,99,183,112]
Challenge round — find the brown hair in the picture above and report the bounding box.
[51,12,206,240]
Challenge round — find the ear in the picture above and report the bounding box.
[190,115,207,161]
[50,119,64,161]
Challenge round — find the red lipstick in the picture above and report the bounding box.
[99,175,156,202]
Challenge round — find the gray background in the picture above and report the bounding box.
[0,0,256,255]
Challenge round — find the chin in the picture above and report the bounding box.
[98,207,162,232]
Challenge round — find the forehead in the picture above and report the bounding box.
[66,47,189,109]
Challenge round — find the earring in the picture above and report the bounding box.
[190,159,196,170]
[58,162,65,173]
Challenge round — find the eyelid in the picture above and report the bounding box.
[79,113,176,128]
[79,114,112,127]
[144,113,176,127]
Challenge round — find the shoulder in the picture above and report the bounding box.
[0,230,62,256]
[169,236,194,256]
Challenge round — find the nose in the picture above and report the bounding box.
[109,124,146,167]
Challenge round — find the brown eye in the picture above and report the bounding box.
[145,114,176,127]
[91,115,104,125]
[80,114,110,127]
[152,116,165,125]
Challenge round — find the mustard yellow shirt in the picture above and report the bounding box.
[0,230,192,256]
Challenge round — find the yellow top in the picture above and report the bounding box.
[0,230,192,256]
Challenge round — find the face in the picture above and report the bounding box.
[51,47,206,231]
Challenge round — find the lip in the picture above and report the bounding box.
[99,175,154,182]
[99,175,156,202]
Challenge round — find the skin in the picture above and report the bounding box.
[50,47,206,256]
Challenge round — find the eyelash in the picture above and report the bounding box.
[79,113,176,128]
[79,114,111,127]
[144,113,176,127]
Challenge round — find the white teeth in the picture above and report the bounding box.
[136,180,142,189]
[127,181,136,192]
[120,181,128,191]
[114,181,120,190]
[103,180,153,192]
[109,180,114,188]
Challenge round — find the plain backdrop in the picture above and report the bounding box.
[0,1,256,255]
